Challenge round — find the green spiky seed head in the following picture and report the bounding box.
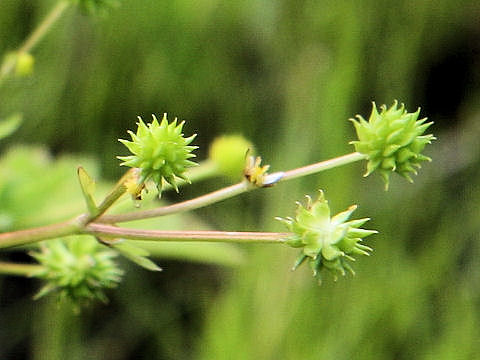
[29,236,123,311]
[277,190,377,281]
[118,114,198,193]
[350,101,435,189]
[209,135,253,180]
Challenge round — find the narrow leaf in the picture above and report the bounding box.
[113,241,162,272]
[77,166,98,215]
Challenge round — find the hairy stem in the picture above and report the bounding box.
[85,223,289,244]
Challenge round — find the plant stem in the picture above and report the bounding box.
[85,223,289,244]
[85,168,137,223]
[99,152,366,224]
[0,219,80,249]
[99,181,252,223]
[281,152,367,181]
[92,162,218,221]
[0,152,366,248]
[0,261,43,276]
[0,0,71,83]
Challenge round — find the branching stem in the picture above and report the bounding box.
[99,152,366,224]
[0,152,366,249]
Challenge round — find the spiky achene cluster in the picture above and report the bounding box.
[118,114,197,193]
[277,191,376,281]
[350,101,435,189]
[29,237,123,310]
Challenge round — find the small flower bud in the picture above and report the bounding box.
[277,190,376,281]
[350,101,435,189]
[208,135,253,180]
[243,155,275,187]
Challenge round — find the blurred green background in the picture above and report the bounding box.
[1,0,480,359]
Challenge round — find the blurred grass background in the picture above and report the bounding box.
[1,0,480,359]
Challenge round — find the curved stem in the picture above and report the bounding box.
[85,223,289,244]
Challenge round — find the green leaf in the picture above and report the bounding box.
[112,241,162,272]
[0,113,22,141]
[77,166,98,215]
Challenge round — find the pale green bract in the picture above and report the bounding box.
[350,101,435,189]
[277,191,377,281]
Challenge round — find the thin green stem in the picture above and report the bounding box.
[92,161,218,221]
[99,181,251,223]
[281,152,367,181]
[0,1,71,83]
[85,223,289,244]
[0,261,43,276]
[86,169,137,223]
[99,152,366,224]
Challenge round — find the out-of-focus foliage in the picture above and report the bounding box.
[0,113,22,141]
[1,0,479,359]
[0,146,98,231]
